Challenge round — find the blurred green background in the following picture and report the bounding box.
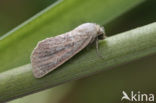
[0,0,56,36]
[0,0,156,103]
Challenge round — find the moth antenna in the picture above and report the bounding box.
[95,37,104,59]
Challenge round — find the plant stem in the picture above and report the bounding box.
[0,22,156,102]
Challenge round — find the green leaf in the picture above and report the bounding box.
[0,0,144,72]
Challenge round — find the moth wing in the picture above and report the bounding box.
[31,33,92,78]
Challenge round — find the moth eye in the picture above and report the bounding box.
[98,34,104,40]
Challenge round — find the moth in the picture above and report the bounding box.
[31,23,106,78]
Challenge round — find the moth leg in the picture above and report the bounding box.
[95,37,104,59]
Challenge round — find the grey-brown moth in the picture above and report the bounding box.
[31,23,106,78]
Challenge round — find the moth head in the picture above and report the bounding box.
[96,24,106,40]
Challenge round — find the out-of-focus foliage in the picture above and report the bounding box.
[0,0,56,36]
[0,0,143,73]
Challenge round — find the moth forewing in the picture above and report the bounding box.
[31,23,105,78]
